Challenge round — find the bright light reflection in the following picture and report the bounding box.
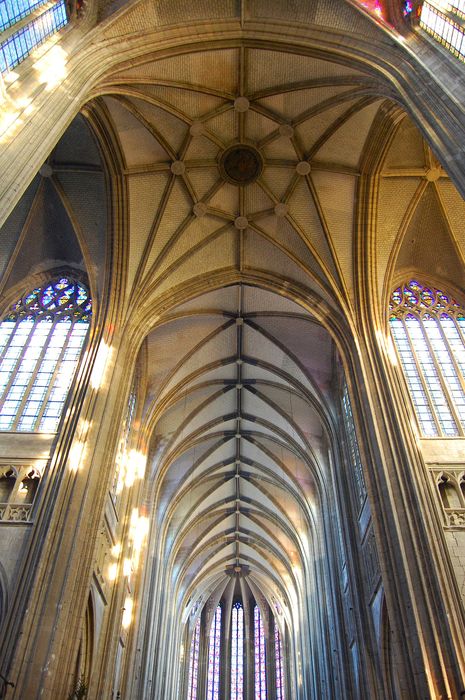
[123,558,132,577]
[33,44,67,91]
[90,342,113,390]
[122,596,133,629]
[128,508,150,570]
[69,439,86,472]
[108,562,118,581]
[376,329,397,366]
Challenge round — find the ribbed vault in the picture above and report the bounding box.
[144,284,334,621]
[92,43,389,316]
[75,18,465,699]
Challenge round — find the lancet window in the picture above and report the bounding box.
[207,605,221,700]
[420,0,465,62]
[274,620,285,700]
[341,382,367,511]
[187,616,200,700]
[389,280,465,437]
[0,276,91,432]
[254,605,266,699]
[231,602,244,700]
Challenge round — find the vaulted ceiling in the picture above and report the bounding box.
[143,284,334,618]
[2,1,465,627]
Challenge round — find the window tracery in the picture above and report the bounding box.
[433,469,465,526]
[0,276,91,432]
[187,616,200,700]
[389,280,465,437]
[274,620,285,700]
[342,382,367,511]
[0,464,41,521]
[231,602,244,700]
[207,605,221,700]
[420,0,465,62]
[0,0,68,74]
[254,605,266,700]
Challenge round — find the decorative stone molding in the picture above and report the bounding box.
[0,463,43,524]
[430,468,465,528]
[362,527,381,596]
[444,509,465,527]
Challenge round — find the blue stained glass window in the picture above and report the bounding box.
[274,620,285,700]
[389,280,465,437]
[254,605,266,700]
[0,0,68,74]
[0,0,49,33]
[231,602,244,700]
[187,617,200,700]
[207,605,221,700]
[0,277,91,432]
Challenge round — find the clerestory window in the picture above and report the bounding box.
[274,619,285,700]
[0,276,91,432]
[231,602,244,700]
[389,279,465,437]
[206,605,222,700]
[254,605,266,700]
[186,616,200,700]
[0,0,68,74]
[419,0,465,62]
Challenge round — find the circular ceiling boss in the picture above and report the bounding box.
[219,144,264,186]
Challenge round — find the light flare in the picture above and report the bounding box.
[33,44,68,91]
[122,596,133,629]
[108,562,118,581]
[90,342,114,390]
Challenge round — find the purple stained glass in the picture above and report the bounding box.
[207,605,221,700]
[274,620,285,700]
[231,602,244,700]
[187,617,200,700]
[389,280,461,314]
[254,605,266,700]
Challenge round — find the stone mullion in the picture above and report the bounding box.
[196,616,208,700]
[95,477,145,700]
[221,615,229,700]
[266,626,277,700]
[332,394,384,699]
[245,603,253,700]
[3,326,126,699]
[355,329,465,698]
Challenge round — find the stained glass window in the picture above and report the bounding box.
[389,280,465,437]
[187,616,200,700]
[0,277,91,432]
[231,602,244,700]
[274,620,285,700]
[0,0,50,32]
[254,605,266,700]
[0,0,68,74]
[207,605,221,700]
[342,383,367,511]
[420,1,465,62]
